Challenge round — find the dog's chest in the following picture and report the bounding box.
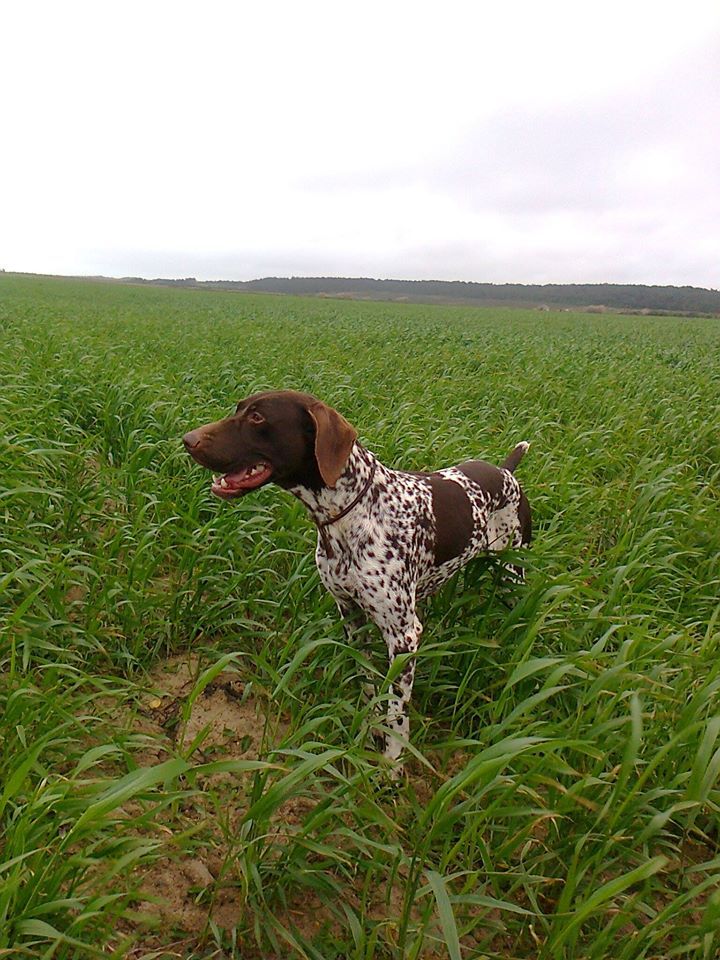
[314,474,435,604]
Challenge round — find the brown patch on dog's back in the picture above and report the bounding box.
[427,475,473,565]
[456,459,505,498]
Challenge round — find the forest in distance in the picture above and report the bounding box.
[4,269,719,315]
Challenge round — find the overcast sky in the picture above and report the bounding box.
[2,1,719,287]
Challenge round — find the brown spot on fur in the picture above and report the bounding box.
[518,488,532,545]
[456,459,505,499]
[427,475,473,565]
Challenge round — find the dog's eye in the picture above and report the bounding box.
[247,411,265,425]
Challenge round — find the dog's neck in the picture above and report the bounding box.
[289,442,381,525]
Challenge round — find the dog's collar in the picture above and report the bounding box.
[315,456,377,559]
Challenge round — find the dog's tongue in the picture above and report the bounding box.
[213,463,272,493]
[224,466,259,489]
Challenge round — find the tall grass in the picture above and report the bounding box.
[1,274,719,957]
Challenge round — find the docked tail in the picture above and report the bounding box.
[500,441,530,473]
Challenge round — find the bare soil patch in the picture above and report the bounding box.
[111,654,451,957]
[116,654,287,947]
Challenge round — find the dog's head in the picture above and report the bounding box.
[183,390,357,499]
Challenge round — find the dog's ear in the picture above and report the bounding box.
[307,401,358,487]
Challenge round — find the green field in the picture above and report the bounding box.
[1,274,720,959]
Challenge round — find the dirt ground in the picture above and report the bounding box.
[104,654,466,958]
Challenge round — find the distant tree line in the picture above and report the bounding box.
[120,275,720,314]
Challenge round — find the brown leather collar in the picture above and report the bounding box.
[316,458,377,559]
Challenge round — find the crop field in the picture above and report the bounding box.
[1,273,720,959]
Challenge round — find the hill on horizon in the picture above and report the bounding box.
[123,274,720,315]
[4,269,719,315]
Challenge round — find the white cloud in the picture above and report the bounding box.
[1,0,719,285]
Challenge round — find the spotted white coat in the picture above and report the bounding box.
[290,441,530,769]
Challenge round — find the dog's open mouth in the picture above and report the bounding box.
[210,463,273,498]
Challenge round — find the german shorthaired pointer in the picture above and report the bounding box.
[183,390,531,771]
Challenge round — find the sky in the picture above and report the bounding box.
[2,0,719,287]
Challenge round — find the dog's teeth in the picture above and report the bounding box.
[212,474,219,483]
[220,477,228,488]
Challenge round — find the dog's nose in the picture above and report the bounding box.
[183,430,202,451]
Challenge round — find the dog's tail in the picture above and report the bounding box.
[501,441,530,473]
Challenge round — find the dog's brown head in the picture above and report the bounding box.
[183,390,357,499]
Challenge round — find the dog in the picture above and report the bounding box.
[184,390,531,769]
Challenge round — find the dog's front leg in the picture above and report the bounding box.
[335,598,377,703]
[378,610,423,770]
[335,597,366,642]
